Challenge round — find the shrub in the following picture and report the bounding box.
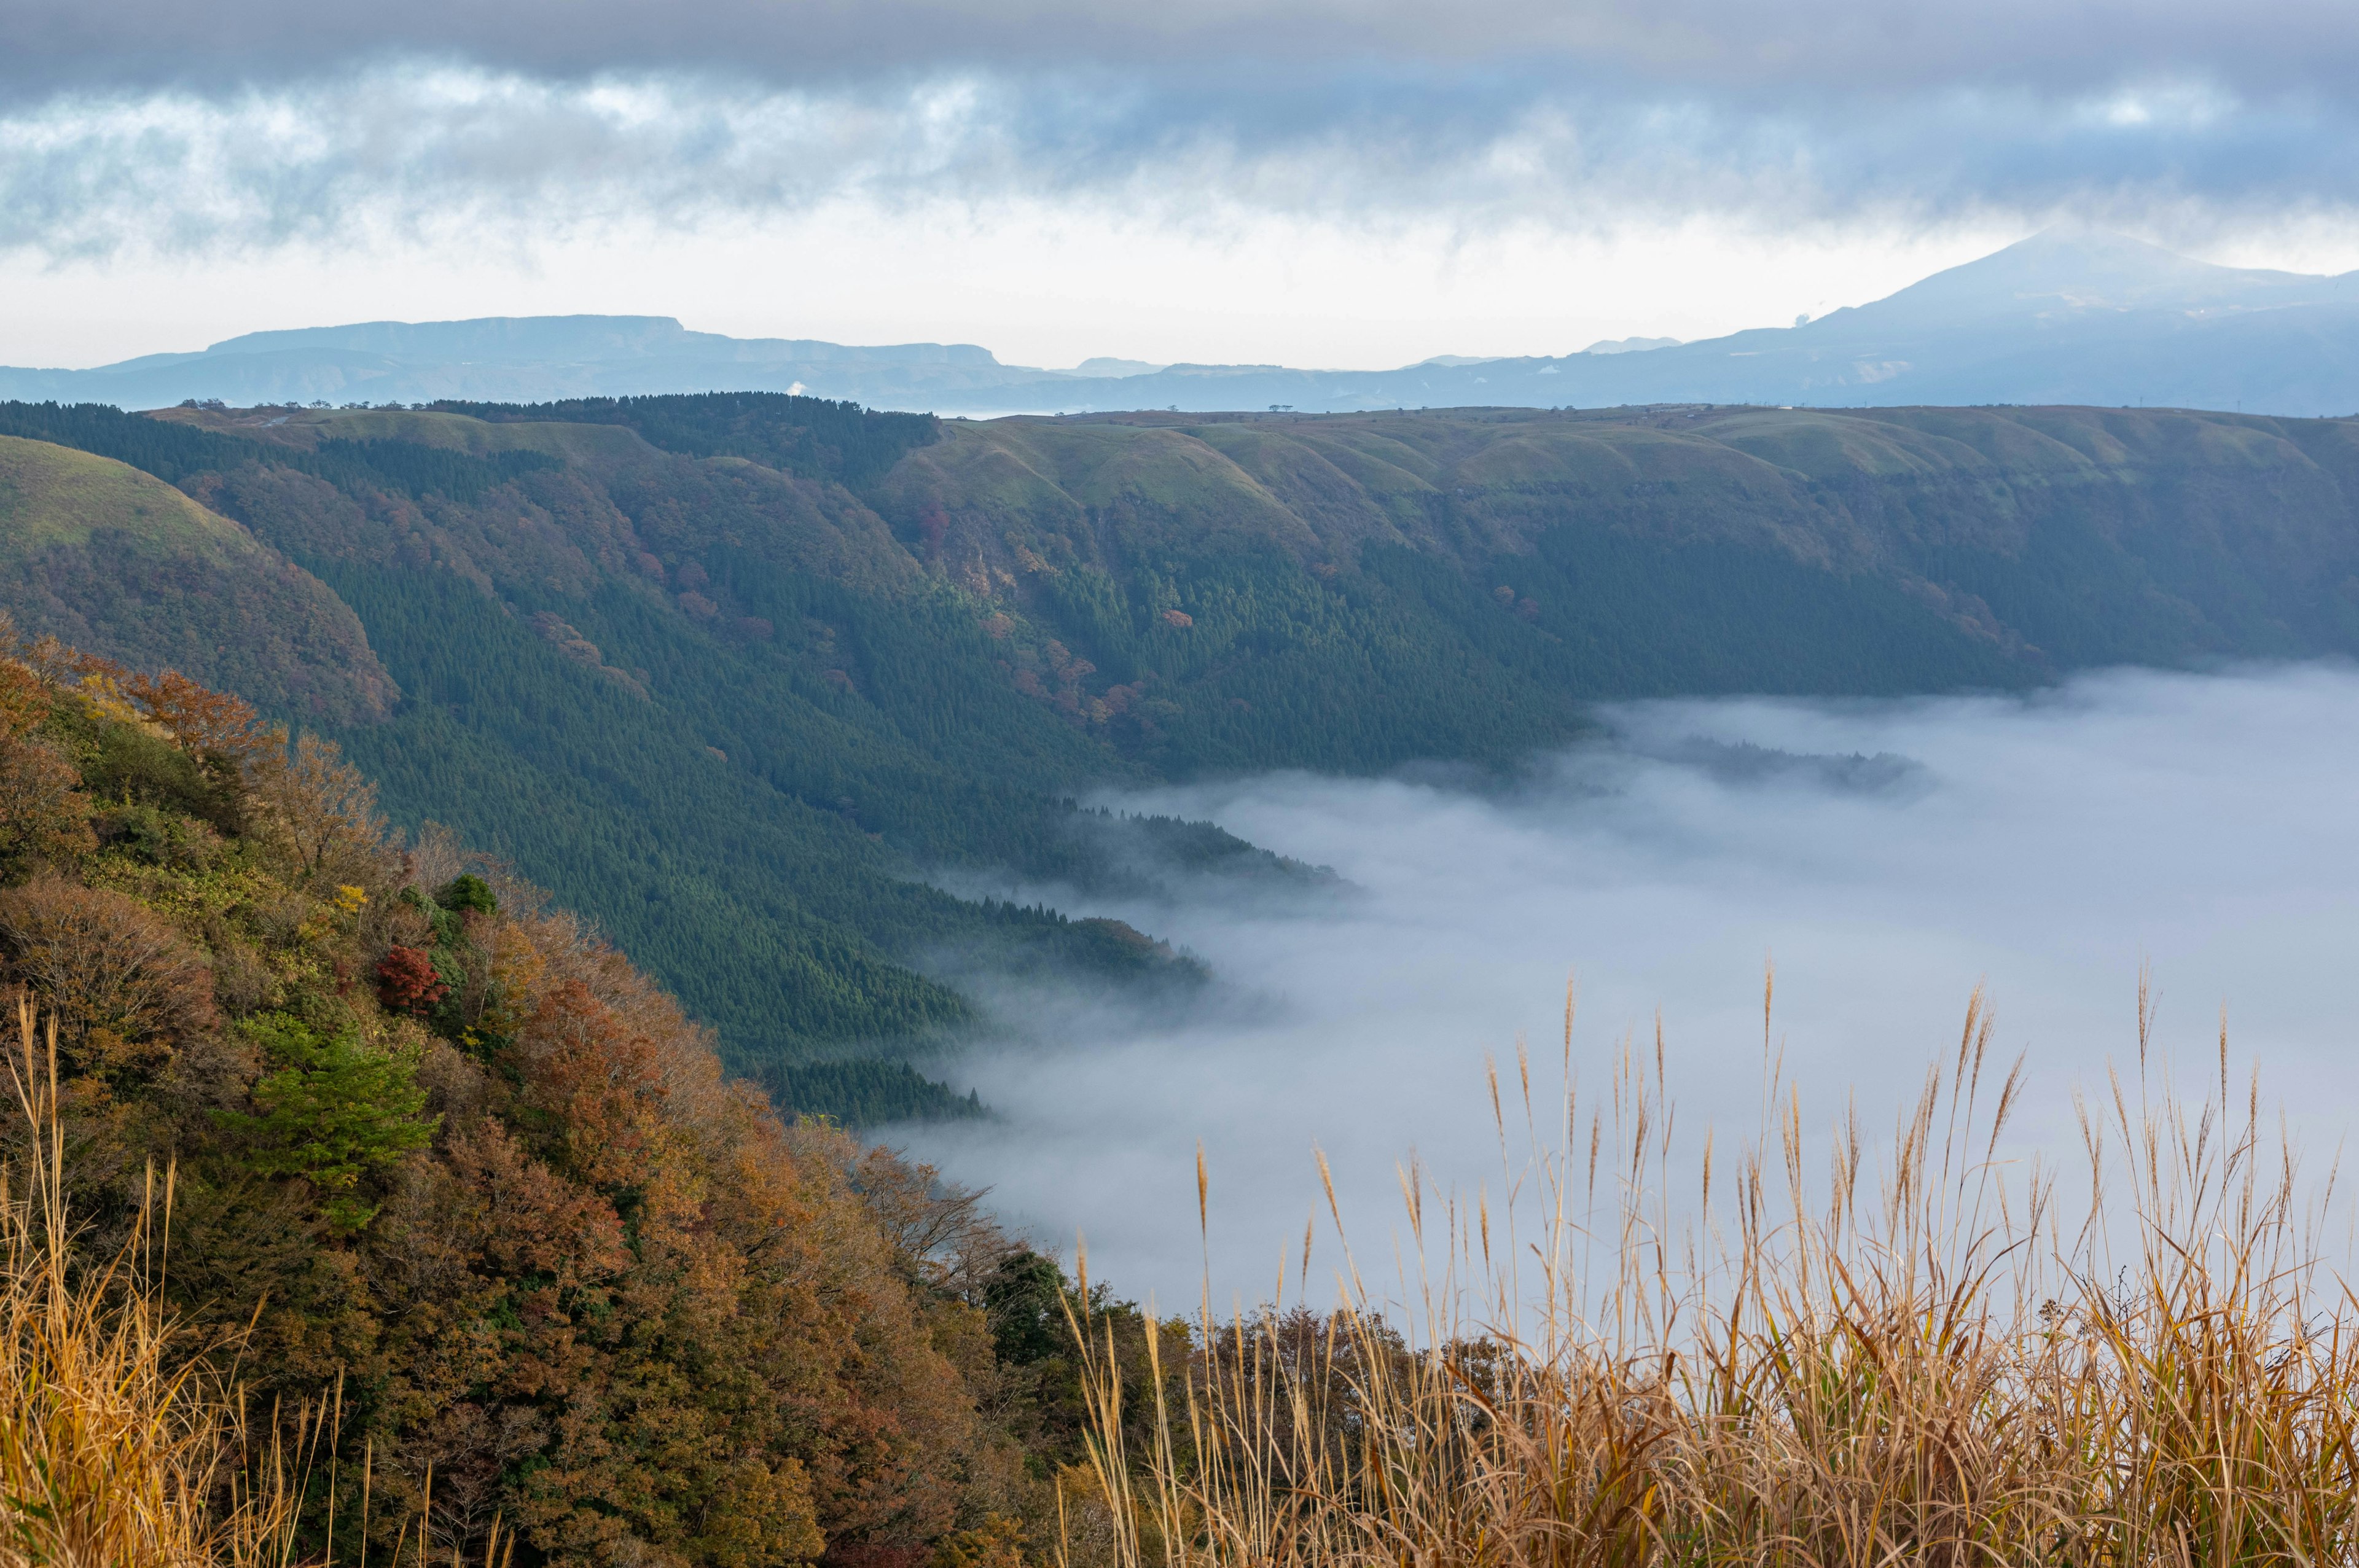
[0,736,94,883]
[437,873,498,919]
[216,1013,436,1231]
[931,1514,1028,1568]
[0,878,214,1087]
[84,722,240,834]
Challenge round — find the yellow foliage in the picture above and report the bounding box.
[932,1512,1031,1568]
[73,670,150,731]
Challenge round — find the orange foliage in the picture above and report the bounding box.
[335,905,995,1565]
[15,633,265,762]
[127,669,270,761]
[0,878,215,1086]
[0,734,94,876]
[0,642,1044,1568]
[0,658,50,740]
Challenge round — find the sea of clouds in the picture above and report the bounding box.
[898,662,2359,1311]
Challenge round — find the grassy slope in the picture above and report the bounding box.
[152,404,656,463]
[0,431,251,550]
[0,435,399,723]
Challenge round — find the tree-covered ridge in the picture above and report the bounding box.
[880,404,2359,679]
[12,393,2359,1119]
[0,631,1184,1568]
[431,390,942,488]
[0,405,1224,1118]
[0,400,560,504]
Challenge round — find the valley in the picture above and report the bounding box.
[8,391,2359,1118]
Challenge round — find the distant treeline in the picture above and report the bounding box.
[0,401,556,505]
[431,389,941,487]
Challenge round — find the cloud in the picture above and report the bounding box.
[16,1,2359,266]
[9,57,2359,263]
[10,0,2359,99]
[0,71,1022,259]
[896,663,2359,1309]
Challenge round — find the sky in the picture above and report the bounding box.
[901,663,2359,1311]
[12,1,2359,368]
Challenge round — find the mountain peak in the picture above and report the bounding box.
[1867,227,2328,322]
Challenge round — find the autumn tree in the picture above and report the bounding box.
[0,736,94,884]
[375,946,449,1016]
[245,732,387,886]
[0,641,1116,1567]
[0,878,214,1088]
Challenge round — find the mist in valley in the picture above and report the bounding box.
[897,662,2359,1311]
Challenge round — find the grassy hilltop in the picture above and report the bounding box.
[0,433,396,724]
[8,393,2359,1112]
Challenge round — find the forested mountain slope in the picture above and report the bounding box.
[7,392,2359,1115]
[0,641,1175,1567]
[864,404,2359,766]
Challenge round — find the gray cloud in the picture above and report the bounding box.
[10,0,2359,99]
[7,59,2359,262]
[896,663,2359,1307]
[10,2,2359,259]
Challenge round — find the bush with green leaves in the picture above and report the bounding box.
[215,1013,436,1231]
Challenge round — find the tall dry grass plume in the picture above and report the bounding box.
[1070,974,2359,1568]
[0,990,312,1567]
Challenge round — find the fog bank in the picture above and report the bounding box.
[896,663,2359,1309]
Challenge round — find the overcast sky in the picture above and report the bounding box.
[9,0,2359,367]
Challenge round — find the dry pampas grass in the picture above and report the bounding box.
[1072,974,2359,1568]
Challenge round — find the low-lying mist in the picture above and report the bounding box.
[894,663,2359,1309]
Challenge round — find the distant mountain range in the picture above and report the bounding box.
[11,229,2359,416]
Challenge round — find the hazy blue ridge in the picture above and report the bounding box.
[16,230,2359,418]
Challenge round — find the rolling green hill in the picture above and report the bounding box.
[0,432,397,724]
[9,392,2359,1117]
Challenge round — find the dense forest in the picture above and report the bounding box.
[0,631,1190,1567]
[9,392,2359,1116]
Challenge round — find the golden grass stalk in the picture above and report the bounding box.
[0,991,307,1568]
[1071,978,2359,1568]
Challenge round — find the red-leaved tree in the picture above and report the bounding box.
[375,945,448,1015]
